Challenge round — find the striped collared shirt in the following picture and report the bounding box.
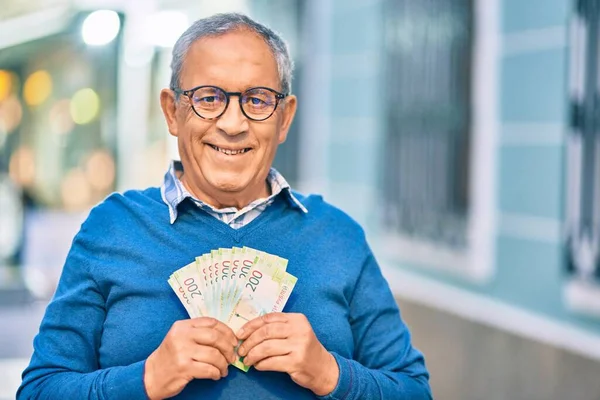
[160,161,307,228]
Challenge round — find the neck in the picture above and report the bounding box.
[180,175,271,210]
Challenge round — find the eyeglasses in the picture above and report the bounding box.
[172,85,287,122]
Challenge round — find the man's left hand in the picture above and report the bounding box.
[236,312,339,396]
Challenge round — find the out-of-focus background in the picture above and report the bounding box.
[1,0,600,399]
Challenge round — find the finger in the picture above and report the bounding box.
[236,313,289,340]
[237,322,290,357]
[190,345,230,377]
[189,317,219,328]
[191,318,238,347]
[243,339,291,367]
[213,321,239,347]
[253,355,291,373]
[189,360,223,381]
[190,328,237,364]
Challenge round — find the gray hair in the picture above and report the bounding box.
[170,13,293,97]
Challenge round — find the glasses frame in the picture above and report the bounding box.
[172,85,288,122]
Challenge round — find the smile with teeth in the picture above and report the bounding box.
[209,144,251,155]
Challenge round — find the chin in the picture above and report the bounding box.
[214,181,246,193]
[207,173,248,193]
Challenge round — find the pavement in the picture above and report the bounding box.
[0,299,47,399]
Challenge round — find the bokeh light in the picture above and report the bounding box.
[85,150,115,191]
[61,168,92,210]
[0,70,13,102]
[82,10,121,46]
[24,70,53,107]
[70,88,100,125]
[9,146,36,187]
[0,95,23,134]
[49,99,74,135]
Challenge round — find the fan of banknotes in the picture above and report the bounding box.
[168,246,297,371]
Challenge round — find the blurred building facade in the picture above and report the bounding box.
[1,0,600,399]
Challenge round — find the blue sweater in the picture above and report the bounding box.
[18,188,431,400]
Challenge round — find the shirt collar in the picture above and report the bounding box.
[160,160,308,224]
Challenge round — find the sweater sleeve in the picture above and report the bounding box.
[318,252,432,400]
[17,226,149,400]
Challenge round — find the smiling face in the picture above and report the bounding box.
[160,29,297,209]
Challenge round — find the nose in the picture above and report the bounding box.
[215,96,249,136]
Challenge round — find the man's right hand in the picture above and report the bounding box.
[144,317,238,400]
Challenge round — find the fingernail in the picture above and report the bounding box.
[236,328,244,337]
[238,346,245,356]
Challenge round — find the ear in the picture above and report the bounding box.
[277,94,297,144]
[160,89,179,137]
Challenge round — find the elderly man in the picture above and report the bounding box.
[18,13,431,400]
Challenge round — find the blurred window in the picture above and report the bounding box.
[565,0,600,281]
[382,0,473,247]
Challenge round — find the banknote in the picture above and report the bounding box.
[169,247,297,372]
[172,262,206,317]
[167,276,197,318]
[228,255,297,371]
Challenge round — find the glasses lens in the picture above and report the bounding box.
[241,88,278,120]
[191,87,227,119]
